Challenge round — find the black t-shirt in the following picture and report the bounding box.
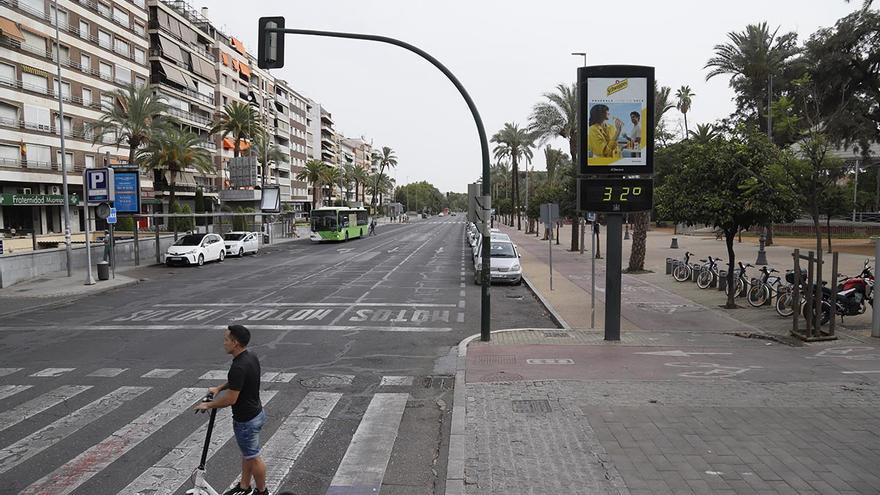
[227,350,262,422]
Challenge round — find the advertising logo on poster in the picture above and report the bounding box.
[578,65,654,176]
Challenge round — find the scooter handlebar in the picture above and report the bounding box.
[195,393,214,414]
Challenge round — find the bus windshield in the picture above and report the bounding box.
[311,210,338,231]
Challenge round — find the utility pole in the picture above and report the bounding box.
[53,0,72,277]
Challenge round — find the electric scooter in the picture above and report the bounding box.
[187,393,220,495]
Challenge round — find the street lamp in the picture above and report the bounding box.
[571,52,587,67]
[53,0,72,277]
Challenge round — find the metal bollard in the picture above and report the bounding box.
[691,264,701,282]
[666,258,673,275]
[717,270,728,292]
[670,237,679,249]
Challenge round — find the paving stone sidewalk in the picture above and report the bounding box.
[449,225,880,495]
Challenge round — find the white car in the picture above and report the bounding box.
[474,239,522,285]
[472,231,512,267]
[164,233,225,266]
[224,231,259,257]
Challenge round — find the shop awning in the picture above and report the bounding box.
[0,16,24,42]
[239,62,251,78]
[159,36,184,63]
[222,137,250,151]
[221,52,229,66]
[231,37,246,54]
[165,171,197,188]
[159,61,189,89]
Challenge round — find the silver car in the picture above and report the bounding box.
[474,239,522,285]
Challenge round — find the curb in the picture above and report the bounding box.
[521,273,571,329]
[445,328,531,495]
[0,277,140,318]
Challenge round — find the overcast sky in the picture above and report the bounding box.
[205,0,860,193]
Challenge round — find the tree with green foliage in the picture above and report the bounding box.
[91,83,170,165]
[394,181,444,214]
[173,203,195,232]
[211,102,261,158]
[232,206,256,231]
[370,147,398,208]
[297,160,329,210]
[138,127,214,216]
[656,127,799,308]
[194,187,205,229]
[675,85,696,138]
[688,123,719,143]
[491,123,535,231]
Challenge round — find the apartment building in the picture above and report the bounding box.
[286,86,309,212]
[146,0,217,213]
[341,135,372,204]
[0,0,151,234]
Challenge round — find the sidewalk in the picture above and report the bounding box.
[447,224,880,494]
[0,268,140,317]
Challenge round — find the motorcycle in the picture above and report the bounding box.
[804,260,874,325]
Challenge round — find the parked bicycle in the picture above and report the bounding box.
[672,252,695,282]
[775,269,807,317]
[696,256,722,289]
[725,262,753,298]
[747,266,781,307]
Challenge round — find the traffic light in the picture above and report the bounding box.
[257,17,285,69]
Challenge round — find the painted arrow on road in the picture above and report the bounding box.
[387,247,399,253]
[634,350,733,357]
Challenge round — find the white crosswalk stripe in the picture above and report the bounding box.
[120,390,279,495]
[380,376,414,386]
[88,368,128,377]
[0,368,22,377]
[0,386,150,475]
[19,387,202,495]
[261,371,297,383]
[199,369,227,380]
[326,393,409,494]
[231,392,342,493]
[0,384,31,401]
[30,368,75,377]
[141,368,183,378]
[0,385,91,432]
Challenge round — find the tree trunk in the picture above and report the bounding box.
[569,136,579,252]
[725,228,737,309]
[627,211,649,271]
[766,225,774,246]
[513,158,520,231]
[128,140,137,166]
[683,112,689,138]
[826,214,833,253]
[570,218,579,251]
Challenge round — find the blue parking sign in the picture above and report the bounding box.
[84,169,114,205]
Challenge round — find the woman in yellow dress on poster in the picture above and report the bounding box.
[587,104,623,159]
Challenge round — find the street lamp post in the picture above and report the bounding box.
[53,0,72,277]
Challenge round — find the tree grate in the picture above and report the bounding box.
[512,399,552,414]
[422,375,454,390]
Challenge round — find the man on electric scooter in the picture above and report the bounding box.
[194,324,269,495]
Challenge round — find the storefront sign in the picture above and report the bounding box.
[0,193,80,206]
[21,65,50,78]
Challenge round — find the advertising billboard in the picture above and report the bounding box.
[578,65,654,176]
[112,169,141,214]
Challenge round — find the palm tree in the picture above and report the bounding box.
[655,82,676,126]
[297,160,328,209]
[491,123,534,231]
[529,83,577,162]
[341,163,361,202]
[675,85,695,138]
[252,133,288,184]
[704,22,798,132]
[543,146,567,186]
[689,123,719,143]
[375,173,396,209]
[370,146,398,208]
[351,166,370,204]
[138,127,214,214]
[211,101,261,157]
[322,166,342,206]
[91,83,169,165]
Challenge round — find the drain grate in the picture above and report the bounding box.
[477,355,516,365]
[512,399,552,414]
[421,375,454,390]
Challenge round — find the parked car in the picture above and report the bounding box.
[165,233,225,266]
[472,231,511,267]
[224,231,259,257]
[474,239,522,285]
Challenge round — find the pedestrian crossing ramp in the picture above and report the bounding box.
[0,367,438,495]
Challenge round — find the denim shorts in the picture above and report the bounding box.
[233,409,266,459]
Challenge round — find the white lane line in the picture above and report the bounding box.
[261,372,297,383]
[0,386,150,475]
[30,325,453,332]
[0,384,32,401]
[30,368,75,377]
[457,313,465,323]
[0,368,22,377]
[120,390,279,495]
[0,385,91,432]
[20,387,203,495]
[142,368,183,379]
[380,376,413,387]
[842,370,880,374]
[326,393,409,493]
[460,283,465,288]
[199,370,227,380]
[252,392,342,493]
[88,368,128,377]
[458,300,466,309]
[459,290,466,298]
[152,302,458,308]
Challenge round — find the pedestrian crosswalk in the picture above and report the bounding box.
[0,367,434,494]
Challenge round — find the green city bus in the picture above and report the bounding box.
[309,206,369,242]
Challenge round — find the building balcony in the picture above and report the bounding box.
[151,74,214,105]
[164,106,213,127]
[219,189,261,202]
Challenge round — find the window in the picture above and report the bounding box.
[56,150,73,171]
[98,30,111,49]
[114,38,129,56]
[51,43,70,63]
[22,72,48,94]
[80,54,91,72]
[99,62,112,80]
[100,93,113,110]
[0,144,19,163]
[97,2,111,18]
[79,20,89,39]
[52,80,71,99]
[22,30,44,51]
[85,155,95,169]
[49,5,67,28]
[0,102,17,125]
[82,88,92,106]
[134,22,145,36]
[134,47,145,64]
[135,75,146,87]
[116,66,131,84]
[24,105,50,130]
[112,6,128,26]
[26,144,51,168]
[0,63,14,85]
[222,96,227,105]
[19,0,44,15]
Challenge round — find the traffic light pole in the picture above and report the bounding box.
[264,26,493,341]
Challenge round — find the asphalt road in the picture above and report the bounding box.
[0,216,556,495]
